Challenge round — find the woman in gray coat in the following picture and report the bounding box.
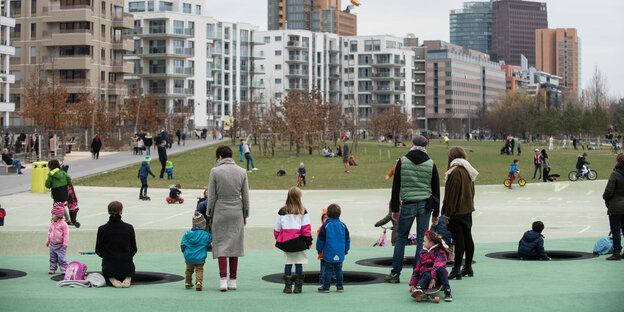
[602,153,624,260]
[207,146,250,291]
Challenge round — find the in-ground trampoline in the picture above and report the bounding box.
[0,269,27,280]
[51,271,184,285]
[485,250,598,261]
[356,257,475,268]
[262,271,386,285]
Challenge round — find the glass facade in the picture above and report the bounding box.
[449,2,491,54]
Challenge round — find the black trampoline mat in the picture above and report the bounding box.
[51,271,183,285]
[356,257,475,268]
[485,250,598,261]
[262,271,386,285]
[0,269,27,280]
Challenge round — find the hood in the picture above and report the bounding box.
[445,158,479,182]
[185,229,207,244]
[405,149,430,165]
[216,158,235,167]
[615,167,624,176]
[522,230,544,242]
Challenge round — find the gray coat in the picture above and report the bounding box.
[603,167,624,215]
[207,158,250,258]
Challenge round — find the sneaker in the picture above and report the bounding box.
[336,286,344,292]
[384,273,400,283]
[227,279,237,290]
[219,279,228,291]
[196,282,202,291]
[247,170,252,173]
[185,283,193,289]
[317,287,330,293]
[444,289,453,302]
[18,172,23,175]
[252,168,258,171]
[411,286,423,298]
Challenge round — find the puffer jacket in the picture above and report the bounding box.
[47,219,69,245]
[274,208,312,252]
[316,218,350,263]
[517,230,549,260]
[409,244,448,286]
[45,168,71,202]
[180,229,212,264]
[602,167,624,215]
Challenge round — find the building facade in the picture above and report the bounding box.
[501,64,527,90]
[522,66,564,111]
[267,0,356,36]
[125,0,264,129]
[449,1,492,55]
[535,28,580,101]
[0,0,15,127]
[9,0,133,126]
[491,0,547,67]
[424,40,506,133]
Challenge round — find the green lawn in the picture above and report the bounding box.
[75,139,618,190]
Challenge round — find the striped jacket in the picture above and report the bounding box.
[274,208,312,252]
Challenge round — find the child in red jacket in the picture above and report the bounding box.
[409,230,452,302]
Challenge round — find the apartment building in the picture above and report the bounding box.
[403,36,427,129]
[125,0,263,129]
[267,0,356,36]
[535,28,581,101]
[254,29,341,108]
[0,0,15,127]
[424,40,506,133]
[9,0,133,126]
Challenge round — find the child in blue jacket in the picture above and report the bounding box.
[508,159,520,189]
[181,214,212,291]
[316,203,350,293]
[518,221,551,260]
[137,157,156,200]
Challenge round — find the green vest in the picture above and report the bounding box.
[399,156,433,202]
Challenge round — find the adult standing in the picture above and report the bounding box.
[157,140,167,179]
[442,147,478,279]
[549,136,554,151]
[384,136,440,283]
[91,134,102,160]
[242,136,258,172]
[161,129,170,149]
[143,132,153,156]
[95,201,138,288]
[602,153,624,260]
[541,149,551,182]
[176,129,181,145]
[342,138,350,174]
[532,149,542,180]
[207,146,250,291]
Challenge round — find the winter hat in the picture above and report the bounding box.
[300,162,304,167]
[52,202,65,218]
[412,135,428,147]
[192,214,206,230]
[145,156,151,162]
[534,149,539,152]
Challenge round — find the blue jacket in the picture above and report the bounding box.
[517,230,549,260]
[316,218,350,263]
[297,167,306,176]
[509,163,519,174]
[180,229,212,264]
[429,220,452,245]
[138,161,155,178]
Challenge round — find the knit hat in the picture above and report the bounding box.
[534,149,539,152]
[300,162,304,167]
[192,214,206,230]
[52,202,65,218]
[145,156,151,162]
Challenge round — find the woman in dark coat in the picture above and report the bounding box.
[91,134,102,160]
[96,201,137,287]
[602,153,624,260]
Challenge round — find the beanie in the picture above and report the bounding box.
[192,214,206,230]
[52,202,65,218]
[145,156,151,162]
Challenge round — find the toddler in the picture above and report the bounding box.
[316,203,350,293]
[274,187,312,294]
[408,230,452,302]
[317,208,335,286]
[0,202,5,226]
[508,159,519,189]
[296,163,306,186]
[166,160,174,179]
[170,184,182,201]
[65,183,80,228]
[181,214,212,291]
[47,203,69,274]
[518,221,551,260]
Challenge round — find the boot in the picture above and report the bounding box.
[448,267,462,280]
[69,211,80,228]
[606,252,621,261]
[283,275,293,294]
[461,266,474,277]
[293,274,304,294]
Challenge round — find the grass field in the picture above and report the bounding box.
[75,139,619,190]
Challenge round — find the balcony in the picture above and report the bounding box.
[137,67,193,77]
[136,47,193,58]
[328,73,340,80]
[112,12,133,29]
[372,85,405,93]
[372,59,405,67]
[135,27,193,38]
[286,56,305,63]
[113,37,133,51]
[250,81,264,89]
[0,73,15,84]
[112,61,132,73]
[207,32,222,40]
[286,41,308,50]
[60,78,90,88]
[328,87,341,93]
[250,67,264,74]
[371,72,405,80]
[43,6,92,23]
[0,16,16,28]
[328,45,340,53]
[286,70,308,77]
[50,55,92,69]
[251,51,265,59]
[328,59,341,66]
[43,31,93,46]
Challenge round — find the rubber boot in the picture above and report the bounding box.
[283,275,293,293]
[606,252,621,261]
[69,211,80,228]
[448,267,462,280]
[293,274,304,294]
[461,266,474,277]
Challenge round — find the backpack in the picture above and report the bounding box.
[64,261,87,280]
[276,170,286,176]
[593,237,613,255]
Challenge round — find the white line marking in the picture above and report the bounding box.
[140,210,189,226]
[474,211,483,217]
[554,184,569,192]
[579,225,591,233]
[585,190,594,196]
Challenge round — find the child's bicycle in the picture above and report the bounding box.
[568,165,597,181]
[504,174,526,187]
[297,174,303,187]
[166,196,184,204]
[373,225,391,247]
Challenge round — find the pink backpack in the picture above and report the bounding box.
[64,261,87,280]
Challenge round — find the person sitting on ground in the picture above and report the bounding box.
[95,201,137,288]
[322,146,335,158]
[335,145,342,157]
[576,153,590,178]
[517,221,551,260]
[2,148,25,174]
[408,230,452,302]
[170,184,182,201]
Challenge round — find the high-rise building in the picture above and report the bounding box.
[126,0,264,129]
[10,0,134,126]
[0,1,15,127]
[424,40,506,133]
[491,0,547,67]
[267,0,356,36]
[535,28,581,101]
[449,1,492,55]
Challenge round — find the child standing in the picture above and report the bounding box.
[65,183,80,228]
[518,221,551,260]
[274,187,312,294]
[137,156,156,200]
[316,203,350,293]
[296,163,306,186]
[181,214,212,291]
[45,159,71,208]
[408,230,452,302]
[508,159,520,189]
[166,160,174,180]
[47,203,69,274]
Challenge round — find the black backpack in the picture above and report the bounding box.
[276,170,286,176]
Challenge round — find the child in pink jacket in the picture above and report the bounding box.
[409,230,452,302]
[47,202,69,274]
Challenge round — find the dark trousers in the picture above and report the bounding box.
[609,214,624,253]
[159,160,166,178]
[533,164,542,179]
[139,176,148,196]
[322,262,343,289]
[543,167,551,182]
[416,267,450,290]
[448,214,474,270]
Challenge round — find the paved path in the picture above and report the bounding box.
[0,138,229,196]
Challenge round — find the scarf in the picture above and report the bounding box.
[444,158,479,182]
[410,146,427,154]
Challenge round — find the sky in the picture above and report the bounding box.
[206,0,623,99]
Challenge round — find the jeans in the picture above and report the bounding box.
[319,260,336,285]
[609,214,624,253]
[322,262,343,289]
[239,151,243,162]
[146,146,151,155]
[245,153,255,171]
[391,200,431,275]
[12,159,22,173]
[139,176,148,196]
[416,267,450,290]
[167,170,173,179]
[533,164,542,179]
[448,214,474,270]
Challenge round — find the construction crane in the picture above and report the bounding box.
[344,0,361,13]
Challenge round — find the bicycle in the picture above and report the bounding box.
[296,174,303,187]
[504,174,526,187]
[373,225,391,247]
[568,165,597,181]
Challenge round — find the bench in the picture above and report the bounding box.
[0,164,17,175]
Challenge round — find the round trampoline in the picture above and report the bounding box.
[485,250,598,261]
[0,269,27,280]
[262,271,386,285]
[51,271,183,285]
[356,257,475,268]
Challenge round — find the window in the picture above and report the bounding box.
[30,23,36,39]
[358,54,371,65]
[264,36,270,43]
[101,1,105,13]
[159,1,172,11]
[275,35,281,41]
[30,46,36,64]
[101,70,105,82]
[275,50,281,56]
[30,0,36,15]
[350,41,357,52]
[182,3,191,13]
[275,78,281,84]
[128,1,145,12]
[173,20,184,34]
[275,64,281,70]
[101,47,105,59]
[11,24,21,39]
[195,5,200,15]
[275,92,282,99]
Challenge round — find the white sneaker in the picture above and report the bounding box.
[252,168,258,171]
[219,279,228,291]
[247,170,252,173]
[227,279,237,290]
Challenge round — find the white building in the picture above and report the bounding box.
[0,0,15,127]
[125,0,264,129]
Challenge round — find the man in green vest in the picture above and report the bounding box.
[384,135,440,283]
